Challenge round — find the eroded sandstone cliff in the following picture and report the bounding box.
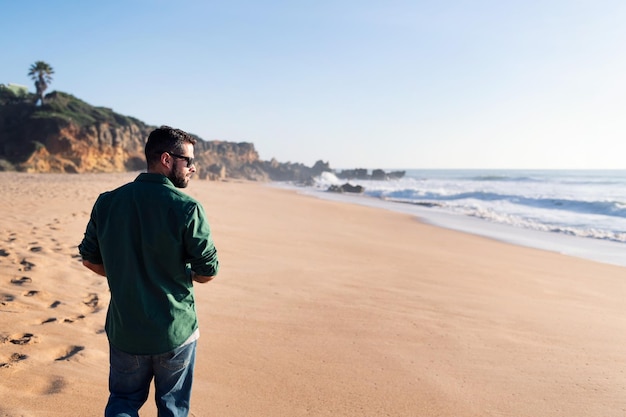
[0,91,329,181]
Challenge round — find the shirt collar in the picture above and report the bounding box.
[135,172,175,187]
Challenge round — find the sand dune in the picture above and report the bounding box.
[0,172,625,416]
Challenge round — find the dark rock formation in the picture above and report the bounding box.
[327,183,365,193]
[336,168,369,180]
[337,168,405,180]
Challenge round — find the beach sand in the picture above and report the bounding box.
[0,172,625,416]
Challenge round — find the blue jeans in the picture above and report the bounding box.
[105,341,197,417]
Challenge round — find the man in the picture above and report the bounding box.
[79,125,219,417]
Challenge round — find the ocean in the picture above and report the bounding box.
[290,169,626,268]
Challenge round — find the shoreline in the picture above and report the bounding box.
[290,185,626,268]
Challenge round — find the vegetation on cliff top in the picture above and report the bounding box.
[0,88,143,129]
[31,91,144,128]
[2,59,141,129]
[1,61,143,129]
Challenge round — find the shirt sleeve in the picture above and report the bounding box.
[184,202,219,277]
[78,201,103,264]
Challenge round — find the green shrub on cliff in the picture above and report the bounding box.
[31,91,141,128]
[0,84,34,105]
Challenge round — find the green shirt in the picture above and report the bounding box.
[79,173,219,354]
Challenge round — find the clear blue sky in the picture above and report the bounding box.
[3,0,626,169]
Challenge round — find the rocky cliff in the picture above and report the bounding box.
[0,91,330,182]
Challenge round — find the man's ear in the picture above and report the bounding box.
[160,152,171,168]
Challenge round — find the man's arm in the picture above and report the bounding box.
[185,202,219,284]
[191,270,214,284]
[82,259,106,277]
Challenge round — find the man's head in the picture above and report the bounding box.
[145,126,197,188]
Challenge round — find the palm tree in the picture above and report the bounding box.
[28,61,54,105]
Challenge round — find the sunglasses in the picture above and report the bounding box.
[166,151,195,168]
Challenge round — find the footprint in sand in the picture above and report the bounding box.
[0,352,28,368]
[63,315,85,323]
[9,333,36,345]
[49,300,61,309]
[1,294,15,303]
[10,276,32,285]
[83,293,99,311]
[23,290,39,297]
[19,259,35,271]
[41,317,57,324]
[44,376,67,394]
[0,249,9,257]
[55,345,84,361]
[47,220,61,231]
[29,246,43,253]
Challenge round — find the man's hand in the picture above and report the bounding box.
[82,260,106,277]
[191,270,214,283]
